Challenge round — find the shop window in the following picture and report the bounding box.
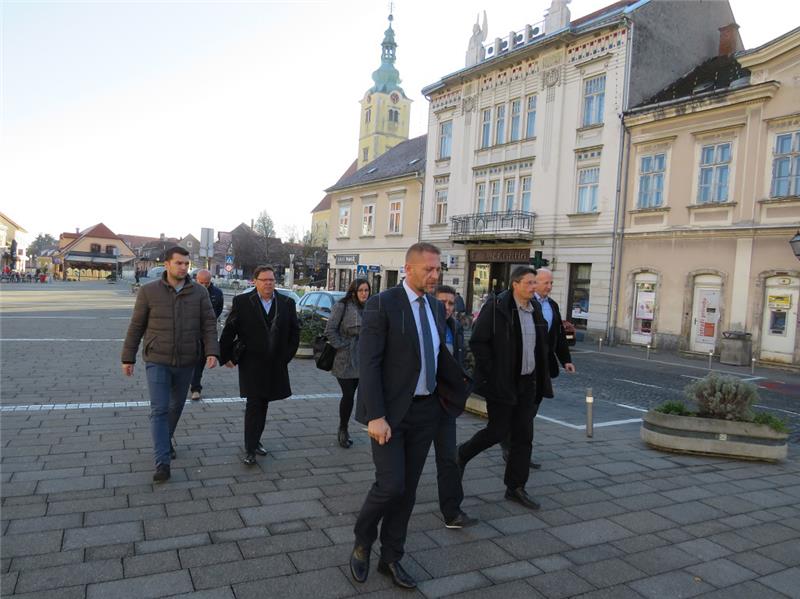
[568,263,592,329]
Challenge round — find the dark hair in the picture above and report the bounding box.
[164,246,189,261]
[343,278,371,306]
[435,285,456,297]
[405,242,441,262]
[253,265,275,280]
[510,266,536,285]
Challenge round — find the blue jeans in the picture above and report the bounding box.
[145,363,194,466]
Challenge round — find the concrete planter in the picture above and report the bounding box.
[295,344,314,359]
[641,410,788,462]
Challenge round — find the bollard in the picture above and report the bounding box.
[586,387,594,438]
[751,357,756,375]
[708,349,714,371]
[646,344,651,360]
[598,337,603,352]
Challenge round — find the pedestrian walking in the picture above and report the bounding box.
[121,246,220,483]
[190,270,224,400]
[433,285,477,529]
[349,243,471,589]
[501,267,576,468]
[324,277,370,448]
[219,265,299,466]
[457,266,552,510]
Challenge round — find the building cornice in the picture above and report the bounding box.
[624,81,780,128]
[737,28,800,69]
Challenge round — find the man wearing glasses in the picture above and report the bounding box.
[219,265,300,465]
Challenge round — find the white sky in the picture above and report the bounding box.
[2,0,797,242]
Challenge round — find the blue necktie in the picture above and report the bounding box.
[417,296,436,393]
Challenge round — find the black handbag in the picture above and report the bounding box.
[314,338,336,371]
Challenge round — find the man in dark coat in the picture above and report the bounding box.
[349,243,471,590]
[190,269,225,400]
[458,266,552,510]
[433,285,475,529]
[219,265,299,465]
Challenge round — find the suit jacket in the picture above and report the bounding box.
[540,297,573,379]
[219,290,300,400]
[356,285,472,428]
[444,316,466,368]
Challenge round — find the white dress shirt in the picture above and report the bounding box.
[403,279,440,395]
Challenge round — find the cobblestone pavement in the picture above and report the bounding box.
[2,282,800,598]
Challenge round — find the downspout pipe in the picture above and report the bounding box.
[607,18,634,344]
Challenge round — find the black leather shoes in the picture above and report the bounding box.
[153,463,170,483]
[444,511,479,529]
[254,443,268,456]
[377,559,416,589]
[337,428,353,448]
[349,544,370,583]
[505,487,541,510]
[241,453,257,466]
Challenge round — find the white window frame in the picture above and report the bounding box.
[388,199,402,234]
[637,153,667,208]
[490,180,500,212]
[504,179,515,212]
[576,167,600,213]
[509,99,521,142]
[494,104,506,145]
[434,189,448,224]
[582,74,606,127]
[697,142,731,204]
[525,95,537,138]
[362,203,375,236]
[521,176,532,212]
[480,108,492,149]
[476,182,486,213]
[439,120,453,159]
[338,205,351,237]
[770,130,800,198]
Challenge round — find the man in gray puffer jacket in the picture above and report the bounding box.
[121,246,220,483]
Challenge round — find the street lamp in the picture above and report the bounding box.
[790,230,800,261]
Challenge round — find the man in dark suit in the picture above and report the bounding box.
[219,265,299,465]
[458,266,553,510]
[350,243,470,590]
[501,266,575,467]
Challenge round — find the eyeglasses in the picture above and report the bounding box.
[256,278,275,282]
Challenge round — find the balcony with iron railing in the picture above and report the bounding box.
[450,210,536,244]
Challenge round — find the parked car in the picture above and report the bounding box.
[296,290,346,320]
[146,266,165,279]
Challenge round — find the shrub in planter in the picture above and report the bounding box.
[298,312,326,345]
[685,372,757,422]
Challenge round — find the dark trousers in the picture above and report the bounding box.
[458,373,537,490]
[244,397,269,453]
[337,378,358,429]
[190,356,205,392]
[434,412,464,521]
[354,395,442,563]
[500,398,544,455]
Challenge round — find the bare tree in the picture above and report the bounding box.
[253,211,275,239]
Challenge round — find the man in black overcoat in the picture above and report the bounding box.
[458,266,553,510]
[220,265,299,465]
[349,243,471,590]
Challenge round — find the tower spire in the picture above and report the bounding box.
[370,12,404,95]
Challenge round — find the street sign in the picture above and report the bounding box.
[356,264,368,277]
[225,255,234,265]
[225,264,233,272]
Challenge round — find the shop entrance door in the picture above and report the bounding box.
[690,276,721,352]
[760,276,799,363]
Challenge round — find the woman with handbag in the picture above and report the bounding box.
[325,278,370,448]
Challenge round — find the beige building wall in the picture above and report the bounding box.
[327,175,422,292]
[615,29,800,366]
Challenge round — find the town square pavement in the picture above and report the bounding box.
[1,282,800,598]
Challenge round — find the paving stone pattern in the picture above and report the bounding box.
[2,283,800,597]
